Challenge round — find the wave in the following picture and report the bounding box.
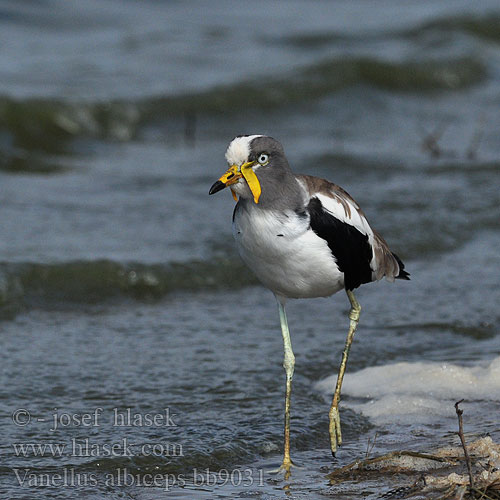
[416,13,500,43]
[0,259,257,319]
[280,13,500,47]
[0,55,486,151]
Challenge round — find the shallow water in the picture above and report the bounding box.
[1,1,499,498]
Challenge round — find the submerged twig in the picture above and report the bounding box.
[465,113,486,160]
[435,484,460,500]
[455,399,475,490]
[470,486,498,500]
[418,122,449,159]
[365,432,379,459]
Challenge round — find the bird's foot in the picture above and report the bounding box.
[329,406,342,456]
[270,458,299,479]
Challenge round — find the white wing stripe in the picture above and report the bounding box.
[315,193,372,237]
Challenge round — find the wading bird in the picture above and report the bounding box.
[209,135,409,474]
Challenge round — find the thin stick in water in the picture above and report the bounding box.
[454,399,474,490]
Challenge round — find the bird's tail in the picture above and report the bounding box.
[392,252,410,280]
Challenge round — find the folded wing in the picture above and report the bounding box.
[297,175,409,291]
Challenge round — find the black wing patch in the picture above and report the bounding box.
[307,197,373,291]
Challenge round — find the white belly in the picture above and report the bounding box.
[233,205,344,299]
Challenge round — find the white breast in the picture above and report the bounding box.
[233,204,344,299]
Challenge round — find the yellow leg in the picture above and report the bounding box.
[276,296,295,477]
[329,289,361,455]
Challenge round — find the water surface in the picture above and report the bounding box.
[1,1,499,498]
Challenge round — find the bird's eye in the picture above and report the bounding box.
[257,153,269,165]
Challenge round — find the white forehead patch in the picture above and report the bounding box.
[225,135,263,166]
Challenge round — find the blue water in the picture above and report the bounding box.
[1,1,499,498]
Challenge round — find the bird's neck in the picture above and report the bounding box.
[237,182,304,217]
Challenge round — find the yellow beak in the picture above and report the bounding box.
[208,161,262,204]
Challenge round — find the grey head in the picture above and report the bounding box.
[224,135,305,210]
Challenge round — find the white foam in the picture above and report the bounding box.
[315,356,500,424]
